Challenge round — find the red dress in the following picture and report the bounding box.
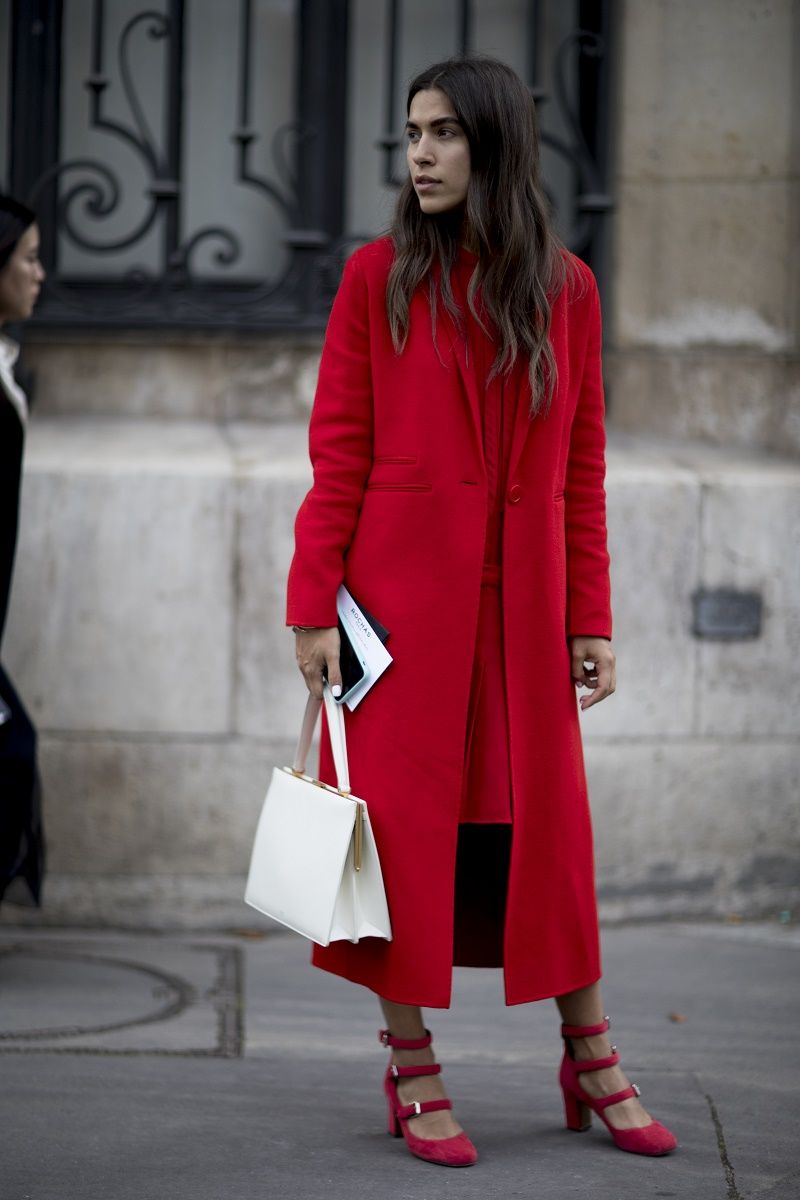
[453,248,516,825]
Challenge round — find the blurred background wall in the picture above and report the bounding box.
[1,0,797,928]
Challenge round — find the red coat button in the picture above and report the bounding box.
[508,484,522,504]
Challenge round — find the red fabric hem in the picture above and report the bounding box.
[504,969,603,1008]
[309,949,603,1011]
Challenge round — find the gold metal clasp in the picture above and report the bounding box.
[353,803,363,872]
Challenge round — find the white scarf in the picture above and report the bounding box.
[0,332,28,427]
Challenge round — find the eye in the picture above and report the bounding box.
[406,129,419,142]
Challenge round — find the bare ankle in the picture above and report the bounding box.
[569,1032,612,1059]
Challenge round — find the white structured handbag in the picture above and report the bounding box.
[244,682,392,946]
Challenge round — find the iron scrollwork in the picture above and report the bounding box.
[540,29,613,254]
[9,0,612,331]
[19,0,345,329]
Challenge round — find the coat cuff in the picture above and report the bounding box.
[286,606,339,629]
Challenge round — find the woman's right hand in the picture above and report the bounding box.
[293,626,342,699]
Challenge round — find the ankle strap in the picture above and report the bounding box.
[396,1097,452,1121]
[574,1051,620,1073]
[389,1063,441,1079]
[591,1083,641,1112]
[561,1015,610,1038]
[379,1027,432,1050]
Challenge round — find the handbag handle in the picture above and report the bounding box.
[291,684,351,794]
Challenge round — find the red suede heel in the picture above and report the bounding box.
[559,1016,678,1156]
[379,1028,478,1167]
[562,1085,592,1132]
[386,1097,402,1137]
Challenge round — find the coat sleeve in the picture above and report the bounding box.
[286,250,374,627]
[564,271,613,641]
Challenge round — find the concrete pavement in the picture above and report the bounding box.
[0,919,797,1199]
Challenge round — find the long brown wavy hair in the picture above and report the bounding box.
[386,55,582,417]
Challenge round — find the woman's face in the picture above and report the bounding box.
[406,88,471,215]
[0,223,45,323]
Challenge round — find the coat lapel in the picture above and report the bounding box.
[437,282,548,486]
[506,362,536,487]
[439,308,487,480]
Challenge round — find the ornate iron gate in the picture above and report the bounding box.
[3,0,613,332]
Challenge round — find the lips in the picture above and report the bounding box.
[415,176,440,186]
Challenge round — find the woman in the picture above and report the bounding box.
[0,194,46,909]
[286,57,676,1166]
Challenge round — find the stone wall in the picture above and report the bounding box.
[607,0,799,455]
[23,332,321,422]
[2,420,798,928]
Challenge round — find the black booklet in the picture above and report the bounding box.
[327,586,392,707]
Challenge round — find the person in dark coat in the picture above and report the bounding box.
[0,194,46,908]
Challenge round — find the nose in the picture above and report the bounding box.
[411,134,435,166]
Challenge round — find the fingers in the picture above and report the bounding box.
[325,650,343,698]
[579,657,615,710]
[571,639,616,711]
[571,647,595,686]
[294,627,341,699]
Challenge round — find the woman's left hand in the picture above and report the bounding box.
[569,636,616,710]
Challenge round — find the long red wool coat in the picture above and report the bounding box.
[286,235,612,1008]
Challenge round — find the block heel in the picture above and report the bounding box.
[386,1098,402,1137]
[562,1086,592,1132]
